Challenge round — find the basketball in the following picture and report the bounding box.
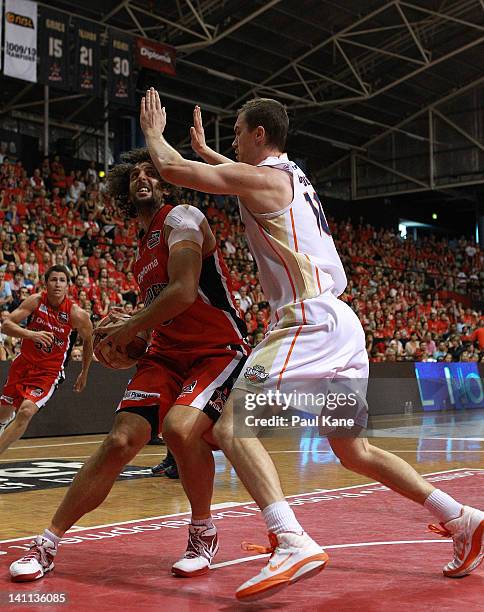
[93,314,149,370]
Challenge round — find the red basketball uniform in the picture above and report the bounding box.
[1,293,76,410]
[117,205,249,431]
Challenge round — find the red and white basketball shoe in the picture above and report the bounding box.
[429,505,484,577]
[0,411,15,436]
[10,536,57,582]
[171,524,218,577]
[236,531,328,601]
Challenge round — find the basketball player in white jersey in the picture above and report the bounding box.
[140,88,483,601]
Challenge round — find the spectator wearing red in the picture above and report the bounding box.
[87,245,103,276]
[469,321,484,350]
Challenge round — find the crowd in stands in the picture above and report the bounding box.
[0,154,482,363]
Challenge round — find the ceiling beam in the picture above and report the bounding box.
[295,130,367,152]
[399,1,484,33]
[177,0,283,51]
[338,37,426,66]
[125,3,147,38]
[1,84,34,112]
[128,2,209,41]
[224,1,398,110]
[101,1,127,23]
[318,75,484,177]
[184,0,212,40]
[395,1,430,63]
[2,93,85,114]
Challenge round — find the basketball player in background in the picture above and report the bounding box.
[9,149,249,583]
[0,265,93,456]
[138,88,483,601]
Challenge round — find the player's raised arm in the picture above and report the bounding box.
[1,294,53,349]
[190,105,234,166]
[71,305,94,393]
[140,88,277,199]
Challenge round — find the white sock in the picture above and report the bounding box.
[191,517,214,530]
[43,529,60,547]
[424,489,463,524]
[262,501,303,535]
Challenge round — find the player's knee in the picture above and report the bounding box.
[17,403,37,422]
[162,419,192,450]
[104,431,143,458]
[331,440,369,471]
[212,418,234,450]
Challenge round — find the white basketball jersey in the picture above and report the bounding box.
[238,154,347,328]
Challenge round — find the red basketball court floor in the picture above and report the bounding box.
[0,467,482,611]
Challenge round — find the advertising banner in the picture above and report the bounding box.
[135,37,176,76]
[3,0,37,83]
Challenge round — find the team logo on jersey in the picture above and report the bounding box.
[58,312,69,323]
[181,380,197,395]
[244,365,270,383]
[39,304,48,314]
[147,230,161,249]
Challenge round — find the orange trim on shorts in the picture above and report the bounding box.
[277,325,303,391]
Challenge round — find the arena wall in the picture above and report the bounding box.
[1,362,481,439]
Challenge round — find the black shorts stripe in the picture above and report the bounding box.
[199,252,248,339]
[202,350,248,423]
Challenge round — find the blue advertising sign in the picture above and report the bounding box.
[415,362,484,411]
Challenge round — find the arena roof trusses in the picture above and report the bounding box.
[2,0,484,199]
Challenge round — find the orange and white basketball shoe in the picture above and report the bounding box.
[236,531,328,601]
[171,524,218,577]
[429,505,484,577]
[10,536,57,582]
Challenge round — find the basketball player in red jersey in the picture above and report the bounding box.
[0,265,93,456]
[9,149,249,583]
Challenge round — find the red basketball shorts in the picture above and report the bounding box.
[116,344,248,434]
[0,353,64,410]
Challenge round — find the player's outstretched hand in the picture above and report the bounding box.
[190,105,207,156]
[140,87,166,137]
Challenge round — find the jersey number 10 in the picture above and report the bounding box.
[303,191,331,236]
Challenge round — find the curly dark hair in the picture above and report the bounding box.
[106,148,176,219]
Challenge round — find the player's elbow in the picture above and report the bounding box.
[174,282,198,310]
[1,318,13,334]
